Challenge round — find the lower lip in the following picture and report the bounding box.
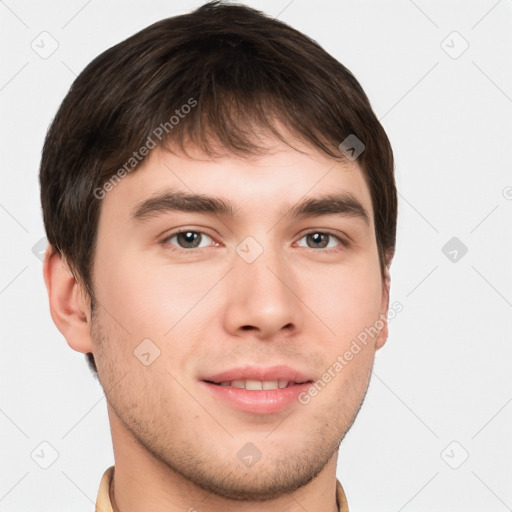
[201,381,312,414]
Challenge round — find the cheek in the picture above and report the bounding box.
[93,244,222,338]
[301,258,384,346]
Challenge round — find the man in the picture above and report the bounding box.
[40,2,397,511]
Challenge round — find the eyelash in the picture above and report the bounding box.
[160,229,349,254]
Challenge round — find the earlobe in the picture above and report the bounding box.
[42,245,94,354]
[376,266,391,350]
[375,318,388,350]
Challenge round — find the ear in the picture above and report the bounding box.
[42,245,93,354]
[375,265,391,350]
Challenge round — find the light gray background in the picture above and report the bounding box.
[1,1,511,510]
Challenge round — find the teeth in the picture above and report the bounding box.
[246,380,263,390]
[216,380,290,390]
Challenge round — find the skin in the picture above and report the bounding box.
[44,137,390,512]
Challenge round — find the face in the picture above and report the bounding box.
[89,140,389,500]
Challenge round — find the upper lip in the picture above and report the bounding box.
[201,365,314,384]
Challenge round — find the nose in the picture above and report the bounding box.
[222,244,304,340]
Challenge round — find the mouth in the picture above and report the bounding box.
[199,365,315,414]
[204,379,312,390]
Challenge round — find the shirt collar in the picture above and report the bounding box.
[96,466,349,512]
[95,466,114,512]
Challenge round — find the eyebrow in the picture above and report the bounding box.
[131,189,370,225]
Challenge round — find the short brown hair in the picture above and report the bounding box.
[39,1,397,373]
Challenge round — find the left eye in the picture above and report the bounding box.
[164,231,214,249]
[296,232,343,250]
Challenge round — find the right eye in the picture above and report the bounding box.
[162,230,216,251]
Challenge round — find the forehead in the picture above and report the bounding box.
[100,142,374,227]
